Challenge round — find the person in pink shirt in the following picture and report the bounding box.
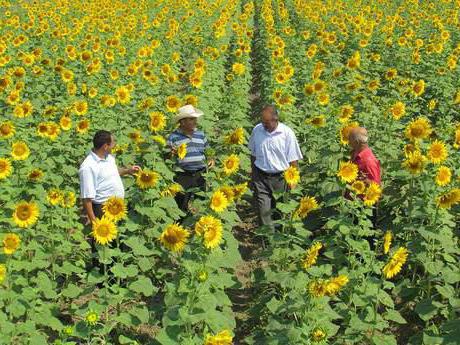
[349,127,381,185]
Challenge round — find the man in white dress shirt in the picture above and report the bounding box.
[249,105,303,230]
[79,130,139,223]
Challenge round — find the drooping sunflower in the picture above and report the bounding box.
[222,154,240,175]
[60,191,76,208]
[412,79,425,97]
[383,231,392,255]
[0,121,15,139]
[232,62,245,75]
[11,141,30,160]
[136,170,159,189]
[382,247,408,279]
[435,166,451,186]
[28,168,43,182]
[284,165,300,188]
[195,215,223,249]
[436,188,460,209]
[302,242,322,270]
[337,161,358,183]
[149,111,166,132]
[403,151,426,175]
[183,94,198,107]
[232,182,248,200]
[0,158,13,180]
[0,264,6,283]
[102,196,127,222]
[204,330,233,345]
[306,115,326,128]
[210,190,229,213]
[293,196,319,219]
[427,140,448,164]
[454,127,460,149]
[224,127,245,145]
[177,143,187,160]
[3,233,20,255]
[160,183,183,198]
[159,223,189,252]
[92,217,117,245]
[12,201,39,228]
[308,279,329,297]
[405,117,432,141]
[363,182,382,206]
[325,275,349,295]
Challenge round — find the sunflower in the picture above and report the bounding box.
[85,310,99,326]
[436,189,460,209]
[311,328,327,342]
[382,247,408,279]
[339,122,359,145]
[233,182,248,200]
[28,168,43,182]
[351,180,366,194]
[338,105,354,123]
[160,183,183,198]
[152,135,166,146]
[405,117,432,141]
[12,201,39,228]
[337,161,358,183]
[76,119,90,134]
[293,196,318,219]
[184,94,198,107]
[385,68,398,80]
[173,142,187,160]
[210,190,229,213]
[325,275,349,295]
[403,151,426,175]
[275,72,287,84]
[306,115,326,128]
[3,233,20,255]
[222,154,240,175]
[13,101,33,118]
[435,166,451,186]
[302,242,322,270]
[46,123,60,140]
[317,93,330,106]
[149,112,166,132]
[412,79,425,97]
[232,63,245,75]
[383,231,392,254]
[363,182,382,206]
[308,279,329,297]
[204,330,233,345]
[165,95,181,112]
[304,84,314,95]
[0,264,6,283]
[59,116,72,131]
[136,170,159,189]
[427,140,448,164]
[454,127,460,149]
[115,86,131,104]
[390,101,406,120]
[47,189,63,206]
[11,141,30,160]
[0,158,13,180]
[92,217,117,245]
[224,127,245,145]
[61,68,74,83]
[195,215,223,249]
[73,100,88,116]
[284,165,300,188]
[0,121,15,139]
[60,191,76,208]
[102,196,127,222]
[159,223,189,252]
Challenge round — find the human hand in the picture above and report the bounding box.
[129,165,141,175]
[207,159,215,169]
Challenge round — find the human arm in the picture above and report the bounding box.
[118,165,140,176]
[82,198,97,224]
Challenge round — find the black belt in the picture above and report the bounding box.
[178,168,205,176]
[256,166,282,177]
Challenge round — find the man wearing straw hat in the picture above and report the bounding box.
[167,104,211,213]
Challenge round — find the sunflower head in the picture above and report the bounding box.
[222,154,240,175]
[102,196,127,221]
[337,161,358,183]
[12,201,39,228]
[159,223,189,252]
[210,190,229,213]
[92,217,117,245]
[363,182,382,206]
[284,166,300,188]
[136,170,159,189]
[3,233,20,255]
[0,158,13,180]
[435,166,452,186]
[149,112,166,132]
[11,141,30,160]
[427,140,448,164]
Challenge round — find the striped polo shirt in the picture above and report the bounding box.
[167,129,208,171]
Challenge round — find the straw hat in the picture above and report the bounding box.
[174,104,204,123]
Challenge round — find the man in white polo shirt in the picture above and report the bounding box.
[249,105,303,230]
[79,130,139,223]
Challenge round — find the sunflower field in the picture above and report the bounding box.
[0,0,459,344]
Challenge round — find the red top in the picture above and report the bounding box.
[352,147,381,185]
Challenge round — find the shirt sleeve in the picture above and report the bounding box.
[285,128,303,162]
[79,167,96,199]
[203,134,209,149]
[166,134,174,148]
[361,158,381,184]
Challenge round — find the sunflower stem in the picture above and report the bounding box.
[103,245,108,321]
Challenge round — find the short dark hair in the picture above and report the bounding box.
[261,104,279,119]
[93,130,113,149]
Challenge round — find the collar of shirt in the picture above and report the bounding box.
[90,150,109,162]
[262,123,283,136]
[175,128,197,138]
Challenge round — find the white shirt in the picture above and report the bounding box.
[249,122,303,173]
[79,151,124,204]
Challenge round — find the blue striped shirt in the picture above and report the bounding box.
[167,129,209,171]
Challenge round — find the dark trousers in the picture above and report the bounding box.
[252,167,287,231]
[174,169,206,212]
